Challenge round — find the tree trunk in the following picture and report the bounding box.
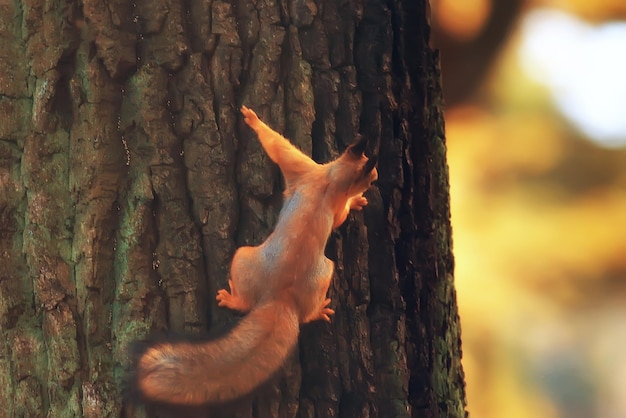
[0,0,466,417]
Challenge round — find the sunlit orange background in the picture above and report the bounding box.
[431,1,626,417]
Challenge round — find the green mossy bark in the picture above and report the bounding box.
[0,0,466,417]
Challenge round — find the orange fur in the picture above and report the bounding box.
[134,106,378,406]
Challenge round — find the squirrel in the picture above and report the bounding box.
[133,105,378,406]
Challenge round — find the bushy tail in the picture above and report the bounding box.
[134,299,299,406]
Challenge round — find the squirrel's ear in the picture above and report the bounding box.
[348,134,368,156]
[363,155,378,175]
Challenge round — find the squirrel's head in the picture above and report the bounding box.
[332,135,378,196]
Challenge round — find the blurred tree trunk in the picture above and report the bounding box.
[0,0,466,417]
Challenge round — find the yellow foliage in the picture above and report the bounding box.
[448,54,626,418]
[536,0,626,20]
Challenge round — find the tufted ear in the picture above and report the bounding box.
[363,155,378,175]
[348,134,368,156]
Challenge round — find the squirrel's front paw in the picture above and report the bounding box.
[349,194,368,211]
[216,280,250,313]
[240,105,259,128]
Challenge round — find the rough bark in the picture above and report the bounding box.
[0,0,466,417]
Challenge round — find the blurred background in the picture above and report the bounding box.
[430,0,626,417]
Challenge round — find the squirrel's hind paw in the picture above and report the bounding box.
[304,298,335,323]
[216,280,251,313]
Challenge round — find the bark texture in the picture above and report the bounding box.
[0,0,466,417]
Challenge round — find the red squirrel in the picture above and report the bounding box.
[134,106,378,406]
